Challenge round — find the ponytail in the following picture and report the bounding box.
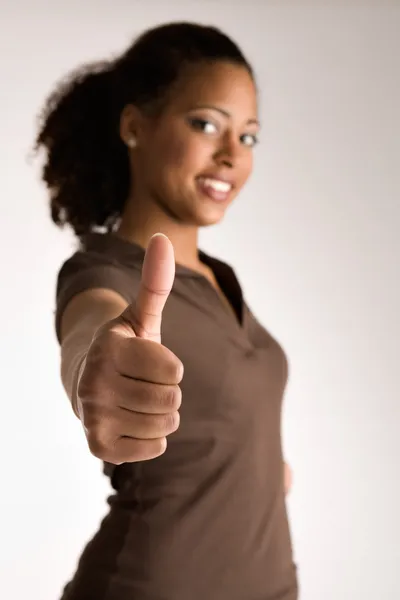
[34,60,129,237]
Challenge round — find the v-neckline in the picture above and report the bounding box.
[82,233,245,327]
[199,265,241,326]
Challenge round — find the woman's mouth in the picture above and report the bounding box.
[196,176,233,203]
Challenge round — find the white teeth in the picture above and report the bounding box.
[201,178,232,193]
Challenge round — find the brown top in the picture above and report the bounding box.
[56,233,298,600]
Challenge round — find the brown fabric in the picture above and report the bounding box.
[56,233,298,600]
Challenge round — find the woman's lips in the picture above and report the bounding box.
[196,176,233,203]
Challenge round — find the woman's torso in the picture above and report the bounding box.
[57,234,298,600]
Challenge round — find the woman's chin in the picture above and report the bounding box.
[195,207,228,227]
[193,196,233,226]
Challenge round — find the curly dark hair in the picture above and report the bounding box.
[33,22,254,238]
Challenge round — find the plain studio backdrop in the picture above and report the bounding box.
[1,1,399,598]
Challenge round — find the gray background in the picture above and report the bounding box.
[1,1,399,598]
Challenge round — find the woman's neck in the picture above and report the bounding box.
[116,194,203,272]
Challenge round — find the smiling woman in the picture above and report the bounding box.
[34,20,297,600]
[34,22,259,241]
[117,59,259,232]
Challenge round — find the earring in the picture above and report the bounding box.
[127,136,137,149]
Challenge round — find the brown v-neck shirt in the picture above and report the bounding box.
[55,233,298,600]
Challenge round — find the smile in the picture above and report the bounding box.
[196,177,233,203]
[198,177,232,193]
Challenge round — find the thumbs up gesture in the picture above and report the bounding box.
[76,234,183,464]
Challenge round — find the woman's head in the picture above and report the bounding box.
[35,22,259,237]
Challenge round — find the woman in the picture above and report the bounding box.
[35,21,297,600]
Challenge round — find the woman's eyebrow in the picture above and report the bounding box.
[189,104,259,126]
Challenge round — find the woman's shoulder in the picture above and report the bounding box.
[56,232,146,292]
[55,233,143,337]
[62,232,145,271]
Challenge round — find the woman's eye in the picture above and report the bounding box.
[189,118,218,134]
[241,133,259,148]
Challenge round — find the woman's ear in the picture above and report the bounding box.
[120,103,142,149]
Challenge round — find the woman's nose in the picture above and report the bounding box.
[214,134,240,168]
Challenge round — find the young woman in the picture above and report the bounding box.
[35,21,297,600]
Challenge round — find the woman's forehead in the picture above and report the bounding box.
[166,62,258,119]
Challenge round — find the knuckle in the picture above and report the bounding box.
[165,385,182,410]
[172,358,184,383]
[134,437,167,461]
[173,411,181,431]
[80,398,105,428]
[78,369,103,400]
[172,385,182,409]
[86,428,108,459]
[154,437,168,456]
[79,371,118,409]
[160,349,183,383]
[163,410,180,433]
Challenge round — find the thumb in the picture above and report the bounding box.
[127,233,175,343]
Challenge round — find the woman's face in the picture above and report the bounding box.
[125,61,259,227]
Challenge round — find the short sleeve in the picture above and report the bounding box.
[55,251,136,344]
